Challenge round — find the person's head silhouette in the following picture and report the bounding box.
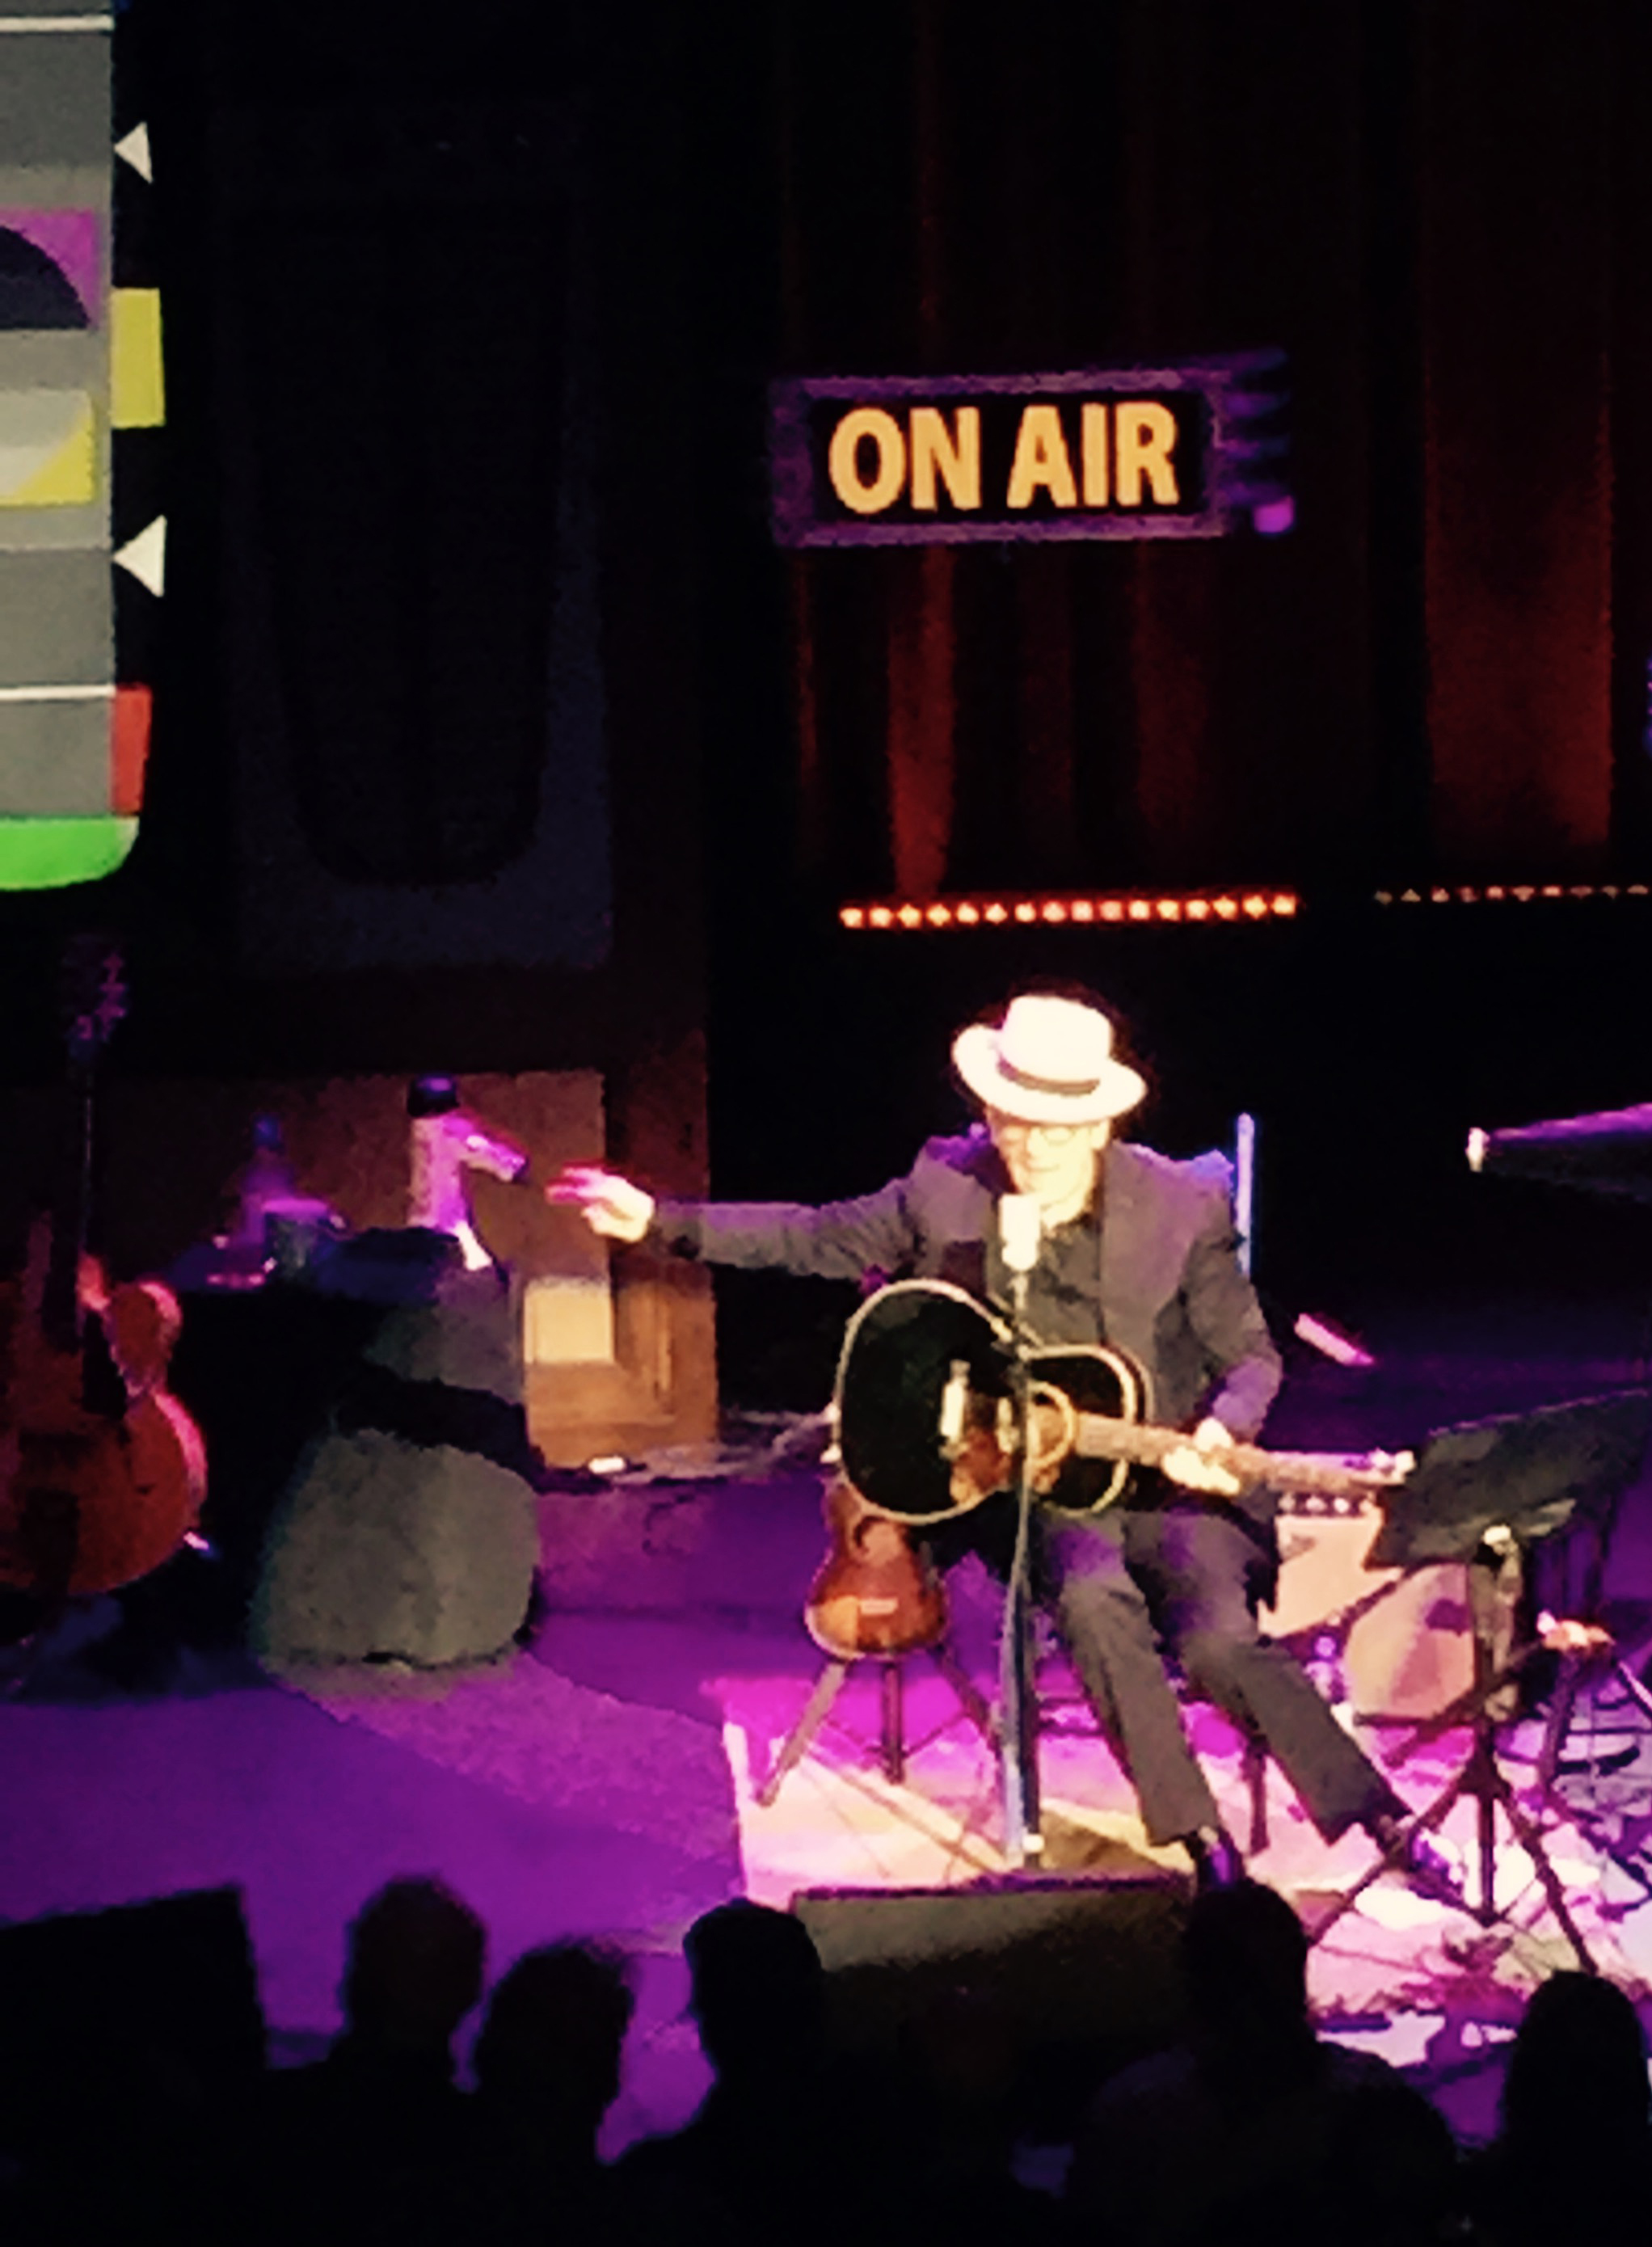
[473,1942,634,2147]
[340,1878,486,2058]
[683,1901,824,2080]
[1503,1971,1650,2153]
[1181,1878,1316,2097]
[1185,1881,1308,2029]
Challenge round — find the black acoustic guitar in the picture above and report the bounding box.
[833,1279,1404,1524]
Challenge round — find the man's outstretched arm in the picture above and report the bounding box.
[548,1163,919,1282]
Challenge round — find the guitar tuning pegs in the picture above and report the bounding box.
[1368,1448,1416,1482]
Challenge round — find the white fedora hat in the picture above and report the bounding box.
[952,994,1146,1125]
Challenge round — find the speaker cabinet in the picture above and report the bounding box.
[794,1874,1187,2130]
[0,1884,265,2096]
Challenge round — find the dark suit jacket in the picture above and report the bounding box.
[655,1128,1282,1446]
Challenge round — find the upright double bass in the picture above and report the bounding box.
[0,942,204,1604]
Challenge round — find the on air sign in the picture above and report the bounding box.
[769,356,1289,548]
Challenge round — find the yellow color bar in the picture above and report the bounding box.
[110,288,164,428]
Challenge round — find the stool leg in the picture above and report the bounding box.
[879,1659,905,1787]
[756,1659,851,1806]
[1243,1731,1269,1855]
[929,1638,999,1750]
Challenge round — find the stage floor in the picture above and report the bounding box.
[5,1287,1652,2156]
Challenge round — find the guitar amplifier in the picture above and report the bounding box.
[1261,1492,1474,1721]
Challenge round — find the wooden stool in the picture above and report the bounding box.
[758,1478,1000,1805]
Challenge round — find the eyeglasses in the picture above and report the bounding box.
[987,1115,1084,1147]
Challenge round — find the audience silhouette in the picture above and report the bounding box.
[613,1898,908,2247]
[253,1876,487,2247]
[895,1984,1066,2245]
[468,1941,635,2241]
[1466,1969,1652,2246]
[15,1865,1651,2247]
[1066,1878,1454,2247]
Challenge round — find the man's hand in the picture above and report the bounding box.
[1160,1416,1243,1497]
[545,1164,655,1244]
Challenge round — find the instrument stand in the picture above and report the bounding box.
[1519,1402,1652,1898]
[997,1267,1043,1867]
[1309,1537,1598,1970]
[0,1602,68,1699]
[756,1640,997,1805]
[0,1588,124,1699]
[1531,1639,1652,1901]
[1309,1389,1652,1963]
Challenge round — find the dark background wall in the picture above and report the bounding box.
[3,0,1651,1408]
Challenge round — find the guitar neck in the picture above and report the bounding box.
[43,932,124,1353]
[1074,1411,1384,1501]
[36,1071,95,1352]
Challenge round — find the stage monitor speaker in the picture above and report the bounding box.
[793,1874,1187,2132]
[0,1884,266,2122]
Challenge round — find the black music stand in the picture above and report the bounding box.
[1309,1390,1652,1967]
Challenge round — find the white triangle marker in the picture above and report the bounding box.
[115,121,152,182]
[114,515,166,597]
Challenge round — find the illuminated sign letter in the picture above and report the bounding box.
[770,352,1287,546]
[828,407,906,514]
[1005,404,1077,508]
[1081,403,1109,506]
[1115,402,1179,505]
[909,405,980,510]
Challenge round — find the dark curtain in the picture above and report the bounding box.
[775,0,1633,901]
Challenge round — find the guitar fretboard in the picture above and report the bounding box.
[1074,1412,1393,1500]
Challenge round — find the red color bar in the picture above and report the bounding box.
[111,684,152,816]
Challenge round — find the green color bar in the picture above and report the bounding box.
[0,815,137,889]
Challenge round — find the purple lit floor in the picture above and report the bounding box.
[5,1288,1652,2160]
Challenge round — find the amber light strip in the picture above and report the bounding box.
[839,892,1300,930]
[1375,883,1651,905]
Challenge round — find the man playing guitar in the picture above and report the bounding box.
[550,989,1443,1891]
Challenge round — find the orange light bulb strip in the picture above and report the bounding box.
[839,891,1300,931]
[1374,883,1651,906]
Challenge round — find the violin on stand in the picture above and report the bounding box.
[0,941,204,1619]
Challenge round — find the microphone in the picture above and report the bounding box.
[999,1193,1043,1275]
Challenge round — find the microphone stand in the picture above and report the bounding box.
[998,1204,1043,1868]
